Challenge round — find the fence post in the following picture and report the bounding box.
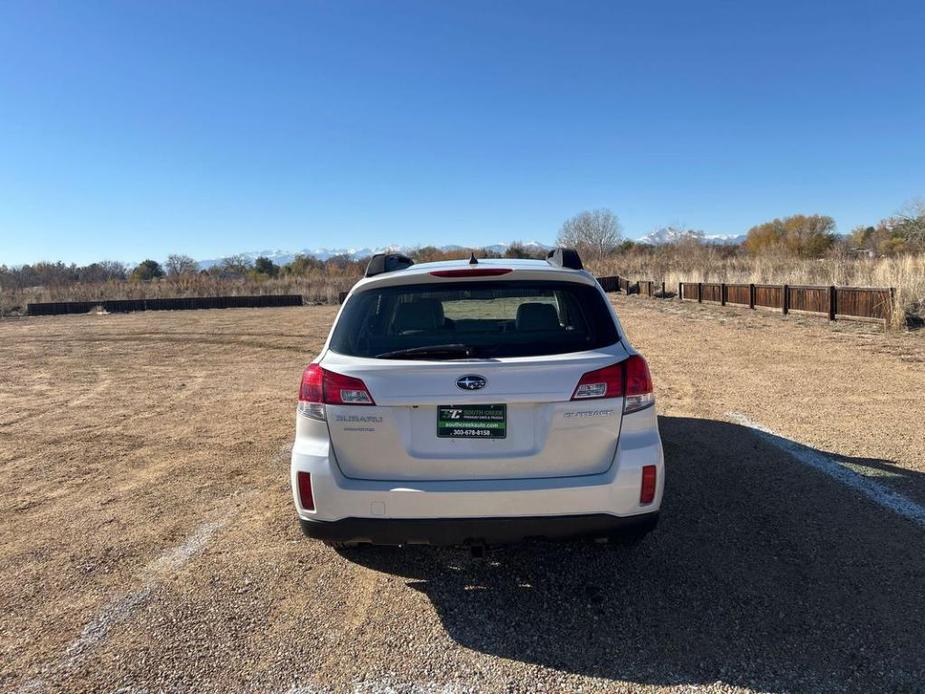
[720,283,726,306]
[698,282,703,303]
[782,284,789,315]
[749,284,755,309]
[886,287,895,327]
[828,285,837,321]
[678,282,683,301]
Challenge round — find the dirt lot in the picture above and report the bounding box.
[1,296,923,693]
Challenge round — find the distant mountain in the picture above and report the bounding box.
[195,241,552,269]
[638,227,746,246]
[196,247,372,269]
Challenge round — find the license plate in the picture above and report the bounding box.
[437,404,507,439]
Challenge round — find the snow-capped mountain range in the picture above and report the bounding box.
[192,231,748,269]
[194,241,552,269]
[638,227,746,246]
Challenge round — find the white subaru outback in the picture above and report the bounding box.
[291,248,664,547]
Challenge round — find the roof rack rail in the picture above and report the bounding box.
[365,252,414,278]
[546,247,583,270]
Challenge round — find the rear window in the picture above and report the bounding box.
[329,280,619,359]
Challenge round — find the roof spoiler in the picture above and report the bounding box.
[365,252,414,278]
[546,247,583,270]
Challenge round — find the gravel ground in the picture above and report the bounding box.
[0,297,923,693]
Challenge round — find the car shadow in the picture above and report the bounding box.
[339,415,925,692]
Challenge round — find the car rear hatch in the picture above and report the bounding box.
[321,348,630,481]
[313,272,630,482]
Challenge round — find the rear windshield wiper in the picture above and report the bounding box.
[375,344,477,360]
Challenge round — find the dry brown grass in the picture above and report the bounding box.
[0,272,358,316]
[5,249,923,328]
[2,303,924,691]
[589,251,925,328]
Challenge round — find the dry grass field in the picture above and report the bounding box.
[589,252,925,328]
[1,297,924,693]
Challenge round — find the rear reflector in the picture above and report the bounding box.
[429,268,513,278]
[297,471,314,510]
[640,465,657,504]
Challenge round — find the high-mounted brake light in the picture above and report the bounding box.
[570,355,654,413]
[298,364,375,420]
[429,268,513,278]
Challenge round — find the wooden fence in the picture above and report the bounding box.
[27,294,304,316]
[597,275,895,325]
[597,276,662,297]
[677,282,894,323]
[33,276,887,325]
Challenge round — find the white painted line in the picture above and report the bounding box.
[17,518,227,693]
[67,519,225,659]
[728,412,925,530]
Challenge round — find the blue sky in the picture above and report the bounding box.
[2,0,924,265]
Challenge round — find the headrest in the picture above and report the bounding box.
[393,299,444,333]
[515,302,560,331]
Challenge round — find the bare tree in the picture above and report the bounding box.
[896,197,925,247]
[556,208,622,260]
[77,260,127,283]
[325,253,353,270]
[165,254,199,277]
[218,254,253,278]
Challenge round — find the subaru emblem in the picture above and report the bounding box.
[456,375,487,391]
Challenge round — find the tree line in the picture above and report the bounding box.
[3,198,922,293]
[0,246,548,293]
[556,199,925,260]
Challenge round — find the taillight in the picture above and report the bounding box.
[322,369,376,406]
[623,355,654,413]
[298,364,375,420]
[297,471,314,510]
[570,355,654,413]
[298,364,326,420]
[640,465,657,504]
[571,363,624,400]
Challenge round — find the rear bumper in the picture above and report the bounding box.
[292,406,664,523]
[291,403,665,543]
[299,511,659,546]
